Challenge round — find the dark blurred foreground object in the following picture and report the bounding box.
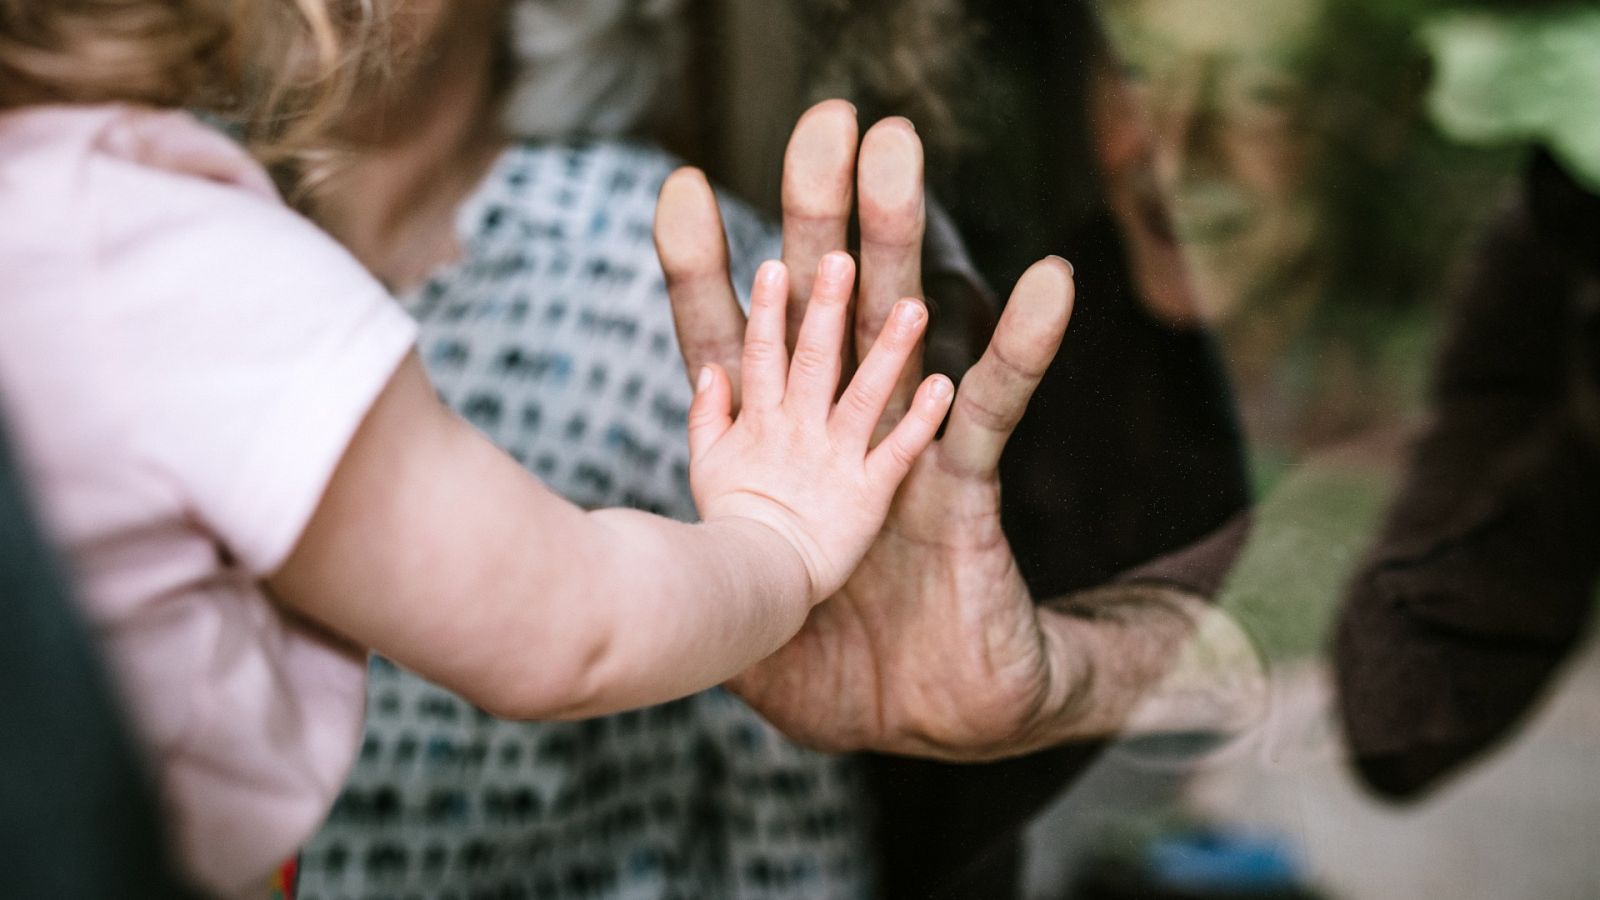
[1336,148,1600,799]
[0,416,194,897]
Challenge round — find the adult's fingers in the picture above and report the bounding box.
[855,117,927,437]
[656,167,748,402]
[781,100,860,349]
[940,258,1076,476]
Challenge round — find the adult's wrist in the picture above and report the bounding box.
[1033,585,1267,747]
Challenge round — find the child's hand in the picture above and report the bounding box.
[688,251,954,602]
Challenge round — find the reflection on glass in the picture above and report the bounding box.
[1099,0,1504,469]
[1021,3,1599,900]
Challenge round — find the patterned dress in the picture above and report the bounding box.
[297,141,872,900]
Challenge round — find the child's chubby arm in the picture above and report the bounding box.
[268,253,952,720]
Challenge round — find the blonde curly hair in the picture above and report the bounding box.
[0,0,375,158]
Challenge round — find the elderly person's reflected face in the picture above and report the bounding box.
[1103,0,1329,322]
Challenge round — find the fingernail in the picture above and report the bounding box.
[930,377,953,400]
[895,300,926,325]
[697,366,714,393]
[821,253,852,284]
[1048,255,1076,276]
[758,260,784,288]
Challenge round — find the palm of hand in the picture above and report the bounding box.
[657,100,1075,759]
[726,453,1058,759]
[691,423,884,599]
[686,257,952,601]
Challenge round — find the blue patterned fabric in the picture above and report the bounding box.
[297,141,872,900]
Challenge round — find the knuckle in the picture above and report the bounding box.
[990,334,1053,382]
[955,389,1019,434]
[881,436,918,471]
[860,211,923,247]
[742,336,782,367]
[688,336,738,367]
[840,381,882,421]
[663,267,724,295]
[790,344,835,379]
[687,406,719,429]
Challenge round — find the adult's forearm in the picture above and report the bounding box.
[1028,583,1267,750]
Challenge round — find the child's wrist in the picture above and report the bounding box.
[705,513,820,609]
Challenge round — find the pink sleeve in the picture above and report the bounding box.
[91,153,418,575]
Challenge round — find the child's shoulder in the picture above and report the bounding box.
[3,104,273,195]
[1,104,294,254]
[4,103,380,292]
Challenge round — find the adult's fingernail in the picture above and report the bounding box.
[697,366,714,393]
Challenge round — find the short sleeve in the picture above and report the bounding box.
[90,146,417,575]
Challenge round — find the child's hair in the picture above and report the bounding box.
[0,0,376,159]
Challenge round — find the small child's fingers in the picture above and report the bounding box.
[741,261,790,413]
[785,252,856,416]
[831,299,928,450]
[687,364,734,460]
[866,374,954,484]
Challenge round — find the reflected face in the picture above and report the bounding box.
[1103,0,1330,321]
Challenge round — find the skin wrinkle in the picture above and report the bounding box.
[949,386,1022,443]
[871,528,1040,757]
[972,569,1054,739]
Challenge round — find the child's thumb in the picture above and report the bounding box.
[687,364,733,459]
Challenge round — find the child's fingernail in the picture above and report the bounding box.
[930,377,953,400]
[697,366,714,393]
[821,253,852,284]
[1048,255,1076,276]
[896,300,926,325]
[758,260,784,288]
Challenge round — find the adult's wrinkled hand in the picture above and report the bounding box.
[656,101,1090,760]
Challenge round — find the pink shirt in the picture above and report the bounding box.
[0,105,417,896]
